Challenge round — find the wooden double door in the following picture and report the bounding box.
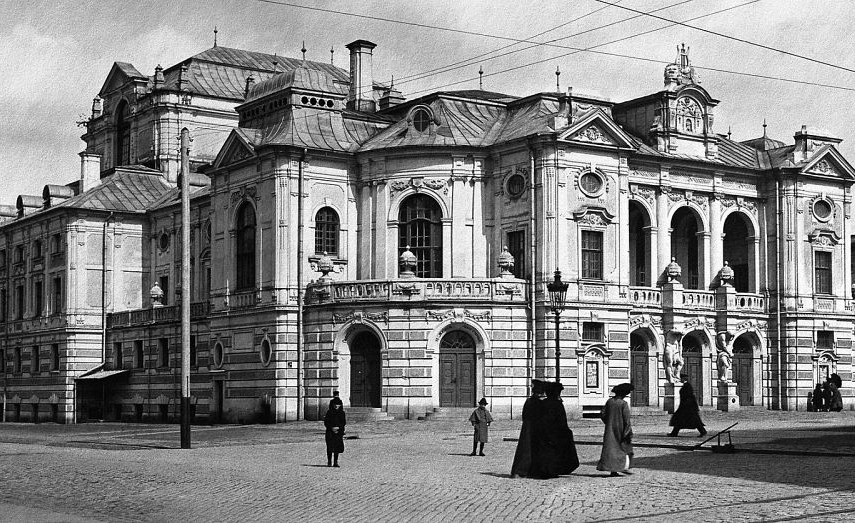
[439,331,477,407]
[350,332,382,408]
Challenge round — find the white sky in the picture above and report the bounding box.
[1,0,854,199]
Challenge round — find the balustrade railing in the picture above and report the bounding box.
[629,286,661,307]
[733,293,765,312]
[682,290,715,310]
[108,301,210,327]
[319,278,527,304]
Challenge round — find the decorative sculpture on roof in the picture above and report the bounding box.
[664,43,700,90]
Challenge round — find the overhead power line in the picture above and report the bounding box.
[592,0,855,75]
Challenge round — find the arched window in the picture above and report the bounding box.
[235,202,256,289]
[116,101,131,166]
[315,207,340,255]
[398,195,443,278]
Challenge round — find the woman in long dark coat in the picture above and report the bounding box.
[668,375,707,437]
[597,383,634,476]
[537,382,580,478]
[324,397,346,467]
[511,380,546,478]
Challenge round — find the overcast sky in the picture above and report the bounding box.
[2,1,854,199]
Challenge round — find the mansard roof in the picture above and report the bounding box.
[632,135,762,170]
[159,46,349,101]
[246,67,349,102]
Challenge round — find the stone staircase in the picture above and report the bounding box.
[421,407,474,421]
[344,407,395,422]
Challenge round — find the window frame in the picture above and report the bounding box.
[31,345,40,374]
[157,338,169,368]
[314,207,340,256]
[814,250,833,295]
[582,322,605,344]
[581,230,604,280]
[235,202,257,290]
[398,194,443,278]
[506,230,526,279]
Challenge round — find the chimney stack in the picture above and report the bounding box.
[79,152,102,193]
[346,39,377,112]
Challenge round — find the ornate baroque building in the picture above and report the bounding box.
[1,42,852,423]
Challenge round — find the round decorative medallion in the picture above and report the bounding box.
[579,171,605,198]
[506,173,526,198]
[813,199,832,221]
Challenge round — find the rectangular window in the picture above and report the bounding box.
[581,231,604,280]
[158,338,169,368]
[52,277,62,314]
[159,276,169,306]
[51,344,59,371]
[114,342,123,370]
[31,345,40,374]
[815,251,832,294]
[33,280,43,318]
[582,322,604,343]
[15,284,24,320]
[0,288,6,320]
[190,335,197,368]
[506,230,526,279]
[586,360,600,388]
[816,331,834,351]
[14,347,22,374]
[134,340,144,369]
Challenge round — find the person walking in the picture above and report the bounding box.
[668,374,707,437]
[468,397,493,456]
[511,379,546,478]
[324,395,346,467]
[537,381,579,478]
[597,383,635,477]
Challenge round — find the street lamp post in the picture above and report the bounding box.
[546,269,568,382]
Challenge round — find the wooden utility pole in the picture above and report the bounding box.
[180,128,191,448]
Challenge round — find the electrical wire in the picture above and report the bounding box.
[592,0,855,75]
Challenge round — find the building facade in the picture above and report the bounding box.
[2,41,852,423]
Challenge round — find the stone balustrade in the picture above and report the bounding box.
[108,301,211,328]
[629,286,661,307]
[733,293,765,312]
[682,290,716,310]
[315,278,527,304]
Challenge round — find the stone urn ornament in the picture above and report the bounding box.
[399,245,417,278]
[316,251,334,283]
[150,281,164,308]
[497,245,515,278]
[719,261,734,287]
[665,257,682,283]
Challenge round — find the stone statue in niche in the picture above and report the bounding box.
[716,331,735,382]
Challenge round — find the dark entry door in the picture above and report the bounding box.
[630,333,649,406]
[439,330,477,407]
[350,332,381,408]
[439,352,476,407]
[734,355,753,405]
[631,352,649,406]
[683,353,703,405]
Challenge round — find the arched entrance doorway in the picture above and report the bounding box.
[671,208,702,289]
[723,212,755,292]
[439,330,476,407]
[682,332,704,404]
[732,335,754,405]
[629,201,652,287]
[630,332,649,406]
[349,331,382,408]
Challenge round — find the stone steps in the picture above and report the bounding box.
[344,407,395,422]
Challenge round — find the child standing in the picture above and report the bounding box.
[469,397,493,456]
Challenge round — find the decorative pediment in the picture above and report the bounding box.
[98,62,147,97]
[214,130,257,168]
[809,228,841,246]
[802,147,855,181]
[572,206,616,226]
[558,108,636,149]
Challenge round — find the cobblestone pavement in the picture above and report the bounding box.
[1,410,853,522]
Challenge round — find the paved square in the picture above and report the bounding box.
[1,411,853,522]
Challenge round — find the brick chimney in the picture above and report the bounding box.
[346,40,377,112]
[79,152,102,193]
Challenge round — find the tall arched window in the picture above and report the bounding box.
[116,101,131,166]
[398,195,443,277]
[235,202,256,289]
[315,207,339,255]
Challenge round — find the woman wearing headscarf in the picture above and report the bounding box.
[668,374,707,437]
[324,395,346,467]
[537,381,580,478]
[597,383,634,477]
[511,379,546,478]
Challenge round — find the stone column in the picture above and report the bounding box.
[709,194,723,285]
[656,190,671,281]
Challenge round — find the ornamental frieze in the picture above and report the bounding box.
[425,308,491,323]
[390,177,449,195]
[629,184,655,207]
[230,185,258,204]
[721,177,757,191]
[332,310,389,324]
[572,125,615,145]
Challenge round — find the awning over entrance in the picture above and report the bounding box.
[75,369,131,381]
